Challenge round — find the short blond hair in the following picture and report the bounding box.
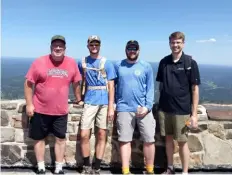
[169,31,185,42]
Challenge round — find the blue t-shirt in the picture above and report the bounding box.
[114,59,154,112]
[78,56,117,105]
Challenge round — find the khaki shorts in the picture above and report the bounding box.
[80,104,108,130]
[158,110,190,142]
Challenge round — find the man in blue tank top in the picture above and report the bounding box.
[114,40,156,174]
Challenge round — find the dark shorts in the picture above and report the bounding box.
[29,112,68,140]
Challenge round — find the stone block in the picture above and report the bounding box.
[102,137,113,163]
[197,105,208,121]
[203,104,232,121]
[1,144,22,165]
[67,122,75,133]
[188,135,203,152]
[13,113,29,129]
[202,132,232,165]
[64,142,83,165]
[69,107,82,114]
[69,134,77,141]
[224,122,232,129]
[24,151,37,166]
[15,129,33,143]
[1,102,18,110]
[1,110,9,126]
[226,129,232,139]
[18,103,26,113]
[208,123,225,139]
[174,152,204,169]
[1,127,15,142]
[71,114,81,121]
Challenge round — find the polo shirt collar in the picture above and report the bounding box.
[171,51,185,63]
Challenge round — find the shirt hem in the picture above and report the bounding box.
[34,110,68,116]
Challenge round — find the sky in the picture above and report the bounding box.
[1,0,232,65]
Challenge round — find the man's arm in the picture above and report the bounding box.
[190,59,201,127]
[24,80,33,106]
[73,60,83,103]
[72,81,82,103]
[108,80,115,110]
[191,84,199,117]
[145,64,155,111]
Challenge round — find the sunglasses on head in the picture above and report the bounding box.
[127,47,138,51]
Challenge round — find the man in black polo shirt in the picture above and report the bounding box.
[156,31,200,174]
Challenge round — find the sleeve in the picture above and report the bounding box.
[145,63,155,111]
[156,60,163,82]
[25,61,38,84]
[105,60,117,81]
[77,59,83,75]
[190,60,201,85]
[72,61,82,83]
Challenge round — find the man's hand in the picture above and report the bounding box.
[26,104,35,117]
[136,106,149,117]
[107,107,115,121]
[191,113,198,129]
[77,100,84,106]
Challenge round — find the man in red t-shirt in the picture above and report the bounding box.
[24,35,82,174]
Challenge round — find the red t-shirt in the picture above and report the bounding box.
[25,55,82,115]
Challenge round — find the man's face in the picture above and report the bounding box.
[169,38,184,54]
[87,41,100,54]
[50,40,66,61]
[126,44,139,61]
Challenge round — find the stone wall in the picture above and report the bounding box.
[1,100,232,169]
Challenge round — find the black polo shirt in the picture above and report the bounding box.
[156,52,201,115]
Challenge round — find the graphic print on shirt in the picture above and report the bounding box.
[47,68,68,78]
[134,69,141,76]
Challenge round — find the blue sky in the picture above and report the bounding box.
[2,0,232,65]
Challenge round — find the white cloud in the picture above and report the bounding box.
[196,38,216,43]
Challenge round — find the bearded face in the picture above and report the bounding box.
[126,44,139,61]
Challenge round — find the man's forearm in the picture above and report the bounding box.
[73,82,82,101]
[24,80,33,105]
[192,85,199,117]
[108,80,115,108]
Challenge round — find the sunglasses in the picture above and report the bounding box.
[89,43,100,47]
[127,47,138,51]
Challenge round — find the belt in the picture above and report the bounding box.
[87,86,107,90]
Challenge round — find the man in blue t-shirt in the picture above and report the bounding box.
[114,40,156,174]
[78,35,117,174]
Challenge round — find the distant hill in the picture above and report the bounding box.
[1,57,232,104]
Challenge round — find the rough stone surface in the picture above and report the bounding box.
[18,103,26,113]
[202,133,232,166]
[1,110,9,126]
[188,135,203,152]
[174,152,204,169]
[1,99,232,170]
[1,145,22,165]
[203,104,232,121]
[208,123,225,139]
[226,129,232,139]
[1,127,15,142]
[198,105,208,121]
[1,102,18,110]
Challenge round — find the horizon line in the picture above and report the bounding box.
[1,56,232,67]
